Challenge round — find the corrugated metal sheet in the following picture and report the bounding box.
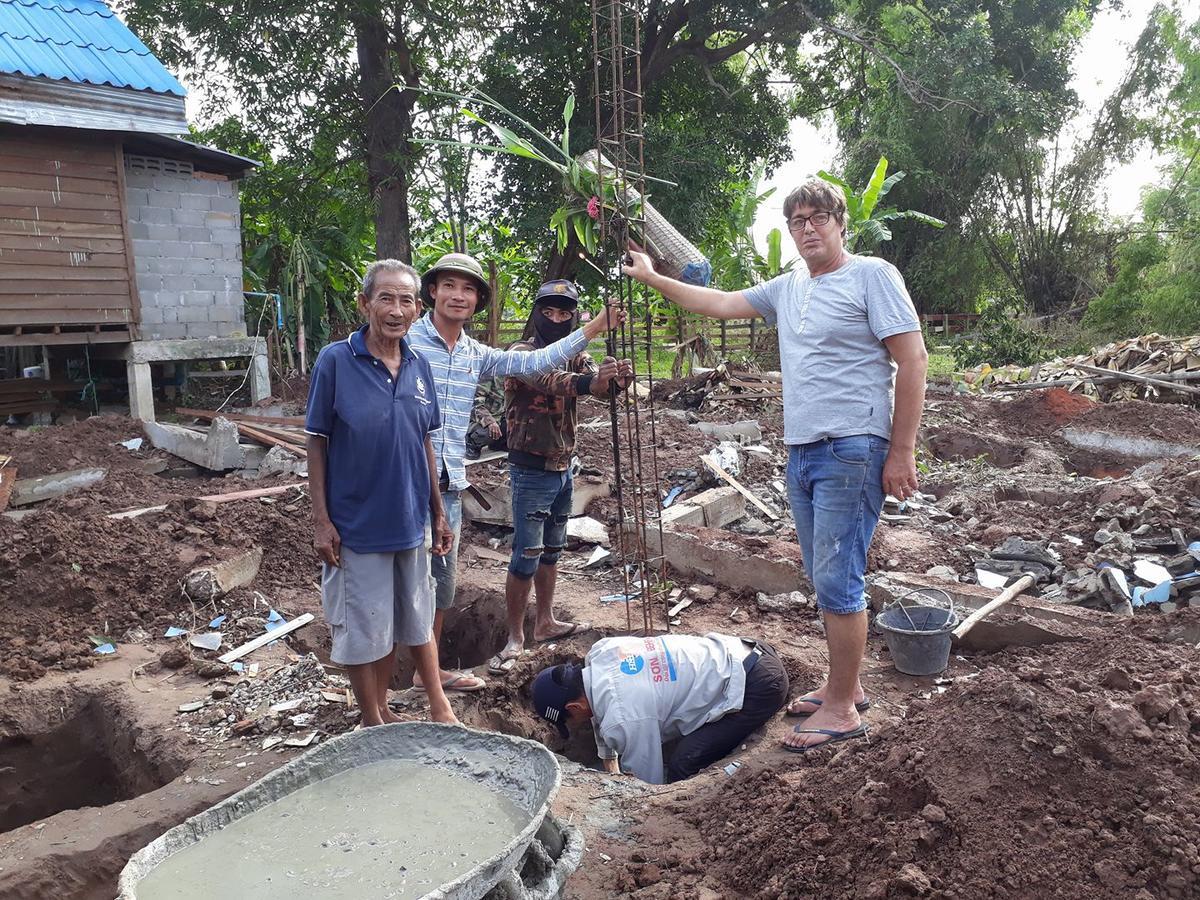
[0,0,185,96]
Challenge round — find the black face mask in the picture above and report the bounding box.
[532,303,575,345]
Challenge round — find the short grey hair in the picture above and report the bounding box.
[782,179,848,226]
[361,259,419,298]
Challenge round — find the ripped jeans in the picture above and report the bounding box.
[508,465,573,580]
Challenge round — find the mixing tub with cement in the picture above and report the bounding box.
[118,723,572,900]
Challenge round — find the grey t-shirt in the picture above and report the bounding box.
[743,255,920,446]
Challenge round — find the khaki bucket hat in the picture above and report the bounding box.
[419,252,491,311]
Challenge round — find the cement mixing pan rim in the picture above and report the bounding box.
[117,722,562,900]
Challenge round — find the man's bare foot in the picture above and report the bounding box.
[429,703,459,725]
[378,705,404,724]
[786,681,867,716]
[532,619,591,642]
[359,712,385,728]
[781,704,862,750]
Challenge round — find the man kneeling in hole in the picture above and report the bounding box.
[532,633,789,783]
[488,280,633,676]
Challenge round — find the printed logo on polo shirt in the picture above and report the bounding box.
[619,654,644,676]
[416,376,427,396]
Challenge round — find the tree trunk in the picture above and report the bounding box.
[355,14,415,262]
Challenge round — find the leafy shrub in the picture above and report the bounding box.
[951,295,1050,368]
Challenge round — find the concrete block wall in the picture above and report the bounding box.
[124,166,246,340]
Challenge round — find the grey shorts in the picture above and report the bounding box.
[322,545,433,666]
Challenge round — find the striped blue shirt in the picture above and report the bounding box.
[407,314,590,491]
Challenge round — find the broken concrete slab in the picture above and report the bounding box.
[566,516,610,546]
[10,467,106,507]
[660,525,805,596]
[255,445,307,479]
[691,420,762,444]
[461,484,513,527]
[143,418,266,472]
[570,476,611,517]
[660,486,746,530]
[869,572,1114,651]
[181,548,264,602]
[1059,427,1200,460]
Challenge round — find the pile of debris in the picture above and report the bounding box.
[174,653,350,750]
[960,333,1200,404]
[142,408,308,479]
[650,363,782,410]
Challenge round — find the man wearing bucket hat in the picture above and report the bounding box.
[407,253,624,693]
[622,178,927,752]
[531,633,789,784]
[487,279,634,677]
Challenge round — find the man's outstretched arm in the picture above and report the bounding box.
[622,250,760,321]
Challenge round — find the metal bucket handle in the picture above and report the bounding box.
[877,587,955,634]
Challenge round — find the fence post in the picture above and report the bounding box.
[942,312,949,335]
[720,319,727,357]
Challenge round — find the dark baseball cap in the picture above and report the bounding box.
[534,279,580,309]
[531,663,584,738]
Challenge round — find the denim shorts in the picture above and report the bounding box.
[428,489,461,611]
[508,465,573,579]
[786,434,888,615]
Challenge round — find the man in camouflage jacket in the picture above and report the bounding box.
[489,280,633,675]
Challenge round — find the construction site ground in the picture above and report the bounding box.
[1,381,1199,899]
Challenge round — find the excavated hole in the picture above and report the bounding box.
[925,427,1024,469]
[395,586,520,686]
[0,689,186,833]
[1062,449,1133,479]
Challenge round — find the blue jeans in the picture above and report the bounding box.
[786,435,888,615]
[508,465,573,580]
[430,489,461,610]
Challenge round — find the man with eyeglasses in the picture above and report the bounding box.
[623,178,927,753]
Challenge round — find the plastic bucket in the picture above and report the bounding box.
[876,600,959,677]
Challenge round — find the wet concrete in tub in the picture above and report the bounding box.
[134,760,527,899]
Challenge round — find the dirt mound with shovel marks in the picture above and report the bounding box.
[687,609,1200,899]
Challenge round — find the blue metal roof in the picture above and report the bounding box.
[0,0,185,96]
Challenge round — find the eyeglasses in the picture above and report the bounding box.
[787,211,833,232]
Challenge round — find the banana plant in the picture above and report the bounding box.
[413,87,672,259]
[818,156,946,251]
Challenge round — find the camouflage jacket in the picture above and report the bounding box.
[504,340,598,471]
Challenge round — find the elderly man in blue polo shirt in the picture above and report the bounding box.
[305,259,457,727]
[407,253,622,693]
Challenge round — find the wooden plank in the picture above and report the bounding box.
[0,136,119,165]
[0,154,117,182]
[0,233,127,254]
[0,218,124,239]
[217,613,315,664]
[113,144,140,339]
[0,400,56,415]
[237,422,309,457]
[0,280,133,296]
[1071,362,1200,397]
[0,329,130,347]
[0,309,131,326]
[174,407,307,427]
[0,294,134,310]
[0,265,131,281]
[0,188,122,210]
[199,483,307,503]
[0,206,123,226]
[0,248,129,267]
[0,172,121,196]
[700,455,780,520]
[0,378,85,395]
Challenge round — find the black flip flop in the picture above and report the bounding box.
[782,724,870,753]
[785,697,871,718]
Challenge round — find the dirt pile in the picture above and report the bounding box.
[689,611,1200,899]
[0,416,315,680]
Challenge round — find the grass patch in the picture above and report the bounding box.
[927,351,956,377]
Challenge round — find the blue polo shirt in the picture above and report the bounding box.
[304,326,441,553]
